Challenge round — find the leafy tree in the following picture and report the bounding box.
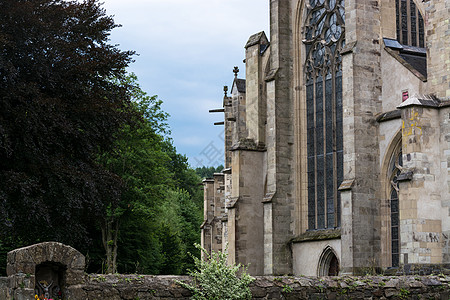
[97,74,171,273]
[0,0,205,276]
[0,0,135,249]
[157,189,202,274]
[195,165,224,179]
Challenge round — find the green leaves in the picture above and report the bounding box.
[177,244,255,300]
[97,74,203,275]
[0,0,136,246]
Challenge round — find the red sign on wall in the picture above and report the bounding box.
[402,90,409,102]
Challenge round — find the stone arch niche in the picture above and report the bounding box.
[35,261,66,299]
[317,246,339,276]
[6,242,85,300]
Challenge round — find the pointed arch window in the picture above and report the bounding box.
[388,141,402,267]
[304,0,345,230]
[396,0,424,48]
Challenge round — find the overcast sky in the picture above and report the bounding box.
[101,0,269,168]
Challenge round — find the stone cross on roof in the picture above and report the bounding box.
[233,66,239,78]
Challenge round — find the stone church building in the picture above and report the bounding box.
[201,0,450,276]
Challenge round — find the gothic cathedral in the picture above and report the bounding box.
[202,0,450,276]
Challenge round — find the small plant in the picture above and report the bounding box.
[175,244,254,300]
[274,277,283,282]
[282,284,293,293]
[398,288,410,299]
[93,275,106,282]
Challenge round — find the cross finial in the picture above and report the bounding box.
[223,85,228,97]
[233,66,239,78]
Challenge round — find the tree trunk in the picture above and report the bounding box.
[101,217,119,274]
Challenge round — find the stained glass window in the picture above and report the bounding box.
[396,0,425,47]
[388,143,402,267]
[304,0,344,230]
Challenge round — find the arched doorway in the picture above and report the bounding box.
[318,246,340,276]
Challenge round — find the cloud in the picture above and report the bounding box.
[101,0,269,164]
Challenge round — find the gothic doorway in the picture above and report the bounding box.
[318,246,339,276]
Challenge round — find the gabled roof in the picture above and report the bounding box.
[397,94,450,109]
[231,78,246,94]
[245,31,269,49]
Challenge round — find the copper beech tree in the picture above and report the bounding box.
[0,0,136,250]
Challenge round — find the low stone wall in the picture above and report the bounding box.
[1,243,449,299]
[70,274,192,299]
[250,275,450,299]
[2,274,449,300]
[0,278,7,300]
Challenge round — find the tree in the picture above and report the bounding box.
[195,165,224,179]
[98,78,172,273]
[98,77,204,274]
[0,0,135,248]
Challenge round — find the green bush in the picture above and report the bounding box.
[176,244,254,300]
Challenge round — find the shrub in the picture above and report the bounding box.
[176,244,254,300]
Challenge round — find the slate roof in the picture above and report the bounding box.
[231,78,246,94]
[399,52,427,78]
[397,94,449,109]
[383,38,427,79]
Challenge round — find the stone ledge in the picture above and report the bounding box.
[230,138,266,152]
[291,228,341,243]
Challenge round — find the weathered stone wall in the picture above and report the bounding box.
[422,0,450,99]
[1,274,450,300]
[265,0,295,276]
[0,278,7,300]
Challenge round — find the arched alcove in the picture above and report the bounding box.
[6,242,85,299]
[317,246,340,276]
[35,261,66,299]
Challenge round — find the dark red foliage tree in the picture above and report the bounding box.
[0,0,136,246]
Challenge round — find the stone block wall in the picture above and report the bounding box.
[0,278,7,300]
[423,0,450,99]
[265,0,295,276]
[1,274,450,300]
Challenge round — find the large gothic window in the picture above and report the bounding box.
[396,0,424,48]
[304,0,344,230]
[388,141,402,267]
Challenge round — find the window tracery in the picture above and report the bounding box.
[396,0,424,47]
[388,142,402,267]
[304,0,344,230]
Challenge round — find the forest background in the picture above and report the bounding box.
[0,0,222,276]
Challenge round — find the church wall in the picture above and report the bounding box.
[201,179,215,257]
[380,49,425,113]
[379,120,402,171]
[439,106,450,262]
[292,239,341,276]
[231,84,247,144]
[292,0,308,237]
[209,0,449,277]
[263,0,296,276]
[245,33,268,145]
[229,149,265,275]
[339,0,384,274]
[422,0,450,99]
[211,174,224,254]
[399,104,444,264]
